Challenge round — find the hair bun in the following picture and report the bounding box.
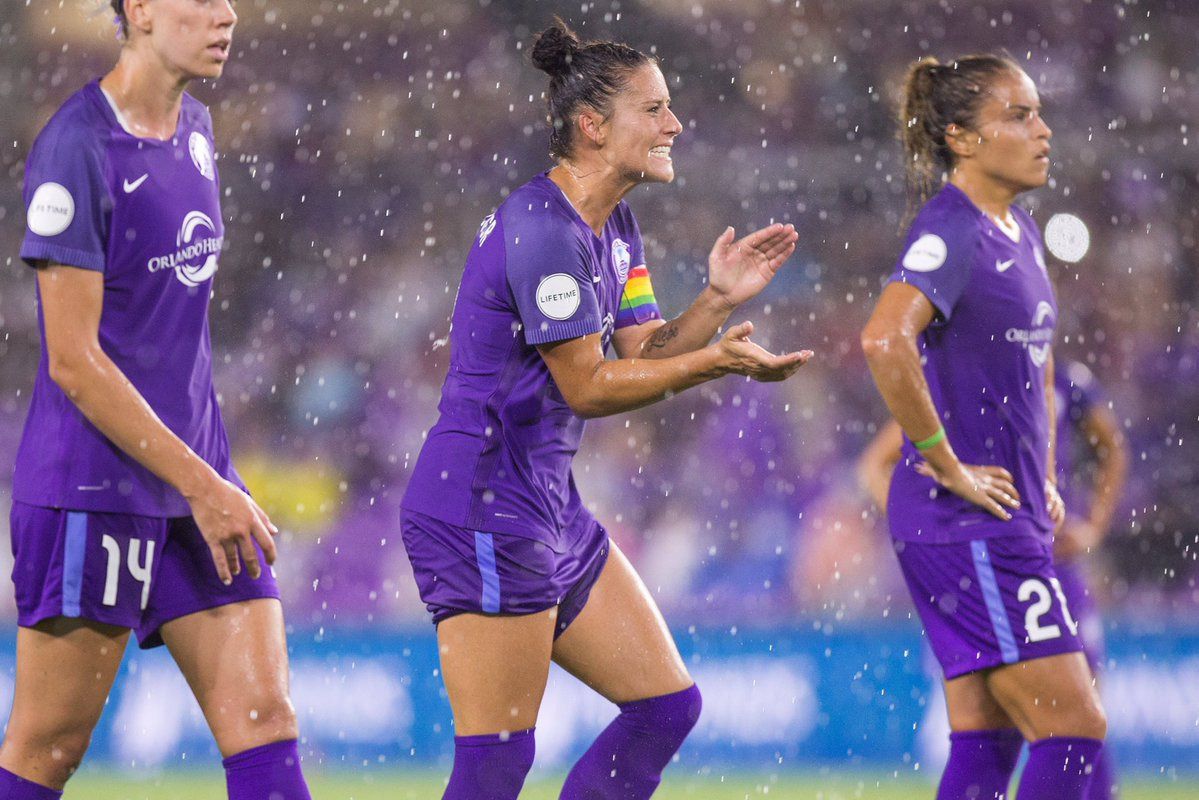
[531,20,580,78]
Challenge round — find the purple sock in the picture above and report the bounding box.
[560,683,702,800]
[1086,749,1117,799]
[443,728,535,800]
[222,739,311,800]
[0,767,61,800]
[1019,737,1103,800]
[935,728,1024,800]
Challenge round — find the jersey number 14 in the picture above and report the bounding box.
[100,535,155,611]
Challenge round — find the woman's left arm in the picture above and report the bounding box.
[1080,403,1130,539]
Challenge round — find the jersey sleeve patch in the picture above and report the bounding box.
[901,233,948,272]
[26,182,75,236]
[535,273,582,320]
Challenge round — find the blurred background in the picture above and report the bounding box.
[0,0,1196,795]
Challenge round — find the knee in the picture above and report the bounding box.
[1036,693,1107,741]
[243,695,299,743]
[6,724,93,786]
[217,691,300,755]
[1076,699,1107,741]
[1055,687,1106,740]
[622,683,702,745]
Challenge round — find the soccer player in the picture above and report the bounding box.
[400,19,810,800]
[2,2,310,798]
[858,358,1128,797]
[1050,360,1128,798]
[860,55,1107,799]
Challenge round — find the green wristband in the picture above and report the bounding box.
[913,427,946,451]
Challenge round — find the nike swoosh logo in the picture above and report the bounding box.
[996,258,1015,272]
[123,174,148,193]
[592,273,602,283]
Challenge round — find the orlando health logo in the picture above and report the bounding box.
[1004,300,1055,366]
[147,211,222,287]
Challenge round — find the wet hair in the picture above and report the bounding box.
[530,18,653,160]
[110,0,127,38]
[899,54,1021,213]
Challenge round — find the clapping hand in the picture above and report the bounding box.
[707,223,799,310]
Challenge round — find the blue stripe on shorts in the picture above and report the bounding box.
[473,532,501,613]
[971,539,1019,665]
[62,511,89,617]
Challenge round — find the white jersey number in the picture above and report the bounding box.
[100,534,156,610]
[1018,577,1079,642]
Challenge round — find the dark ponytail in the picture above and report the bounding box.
[110,0,128,38]
[899,54,1020,217]
[530,18,653,160]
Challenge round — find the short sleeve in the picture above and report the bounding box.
[615,214,662,329]
[887,209,979,323]
[20,120,111,272]
[503,209,602,345]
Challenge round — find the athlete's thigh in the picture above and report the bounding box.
[985,651,1103,739]
[159,597,294,757]
[943,671,1016,732]
[438,609,557,736]
[551,542,692,704]
[0,620,129,770]
[137,515,279,649]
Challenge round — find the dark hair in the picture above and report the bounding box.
[110,0,127,37]
[899,54,1021,213]
[530,18,653,160]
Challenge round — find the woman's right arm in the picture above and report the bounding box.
[37,263,276,584]
[860,282,1020,520]
[538,320,811,419]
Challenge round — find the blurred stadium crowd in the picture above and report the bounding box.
[0,0,1195,630]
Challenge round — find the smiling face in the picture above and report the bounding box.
[950,68,1053,193]
[127,0,237,80]
[595,63,683,184]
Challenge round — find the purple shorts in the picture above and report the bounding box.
[1055,558,1105,672]
[895,527,1084,680]
[10,501,280,649]
[400,508,609,638]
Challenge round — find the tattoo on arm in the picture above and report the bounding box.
[645,322,680,352]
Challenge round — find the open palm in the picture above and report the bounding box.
[707,223,799,309]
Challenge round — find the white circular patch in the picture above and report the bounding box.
[27,182,75,237]
[902,233,947,272]
[1044,213,1090,263]
[189,131,215,180]
[536,273,581,320]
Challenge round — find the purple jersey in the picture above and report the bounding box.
[16,81,241,516]
[886,184,1058,543]
[402,173,661,545]
[1054,360,1104,515]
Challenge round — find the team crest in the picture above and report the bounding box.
[1003,300,1055,367]
[612,238,631,283]
[146,209,222,287]
[188,131,215,181]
